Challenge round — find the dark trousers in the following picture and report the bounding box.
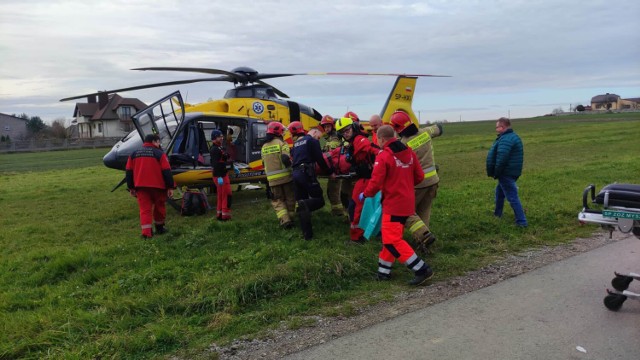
[293,166,325,239]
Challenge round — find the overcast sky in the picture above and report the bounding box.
[1,0,638,124]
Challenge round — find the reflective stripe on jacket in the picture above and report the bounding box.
[261,138,293,186]
[400,124,441,188]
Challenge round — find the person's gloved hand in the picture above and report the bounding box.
[217,177,224,185]
[358,192,365,202]
[233,165,240,175]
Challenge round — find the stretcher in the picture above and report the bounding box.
[578,183,640,311]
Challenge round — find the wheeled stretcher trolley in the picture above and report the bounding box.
[578,183,640,311]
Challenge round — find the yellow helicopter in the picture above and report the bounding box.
[60,66,448,196]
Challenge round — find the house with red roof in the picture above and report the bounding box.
[73,93,146,139]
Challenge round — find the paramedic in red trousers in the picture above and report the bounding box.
[210,129,234,221]
[360,125,434,285]
[289,122,333,240]
[390,110,443,253]
[335,116,380,244]
[126,134,175,239]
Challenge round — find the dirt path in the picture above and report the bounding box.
[202,231,629,359]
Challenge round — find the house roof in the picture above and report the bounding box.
[591,93,620,103]
[623,97,640,102]
[73,94,147,121]
[0,112,28,122]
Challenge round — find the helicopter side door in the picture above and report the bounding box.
[131,91,185,150]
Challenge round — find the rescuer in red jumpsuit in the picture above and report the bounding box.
[335,116,380,244]
[360,125,434,285]
[126,134,175,238]
[210,129,234,221]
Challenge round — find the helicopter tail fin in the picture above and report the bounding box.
[379,76,420,126]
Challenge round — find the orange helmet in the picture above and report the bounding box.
[266,121,285,136]
[288,121,306,136]
[320,115,335,126]
[344,111,360,122]
[390,110,413,133]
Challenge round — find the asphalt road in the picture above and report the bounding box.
[284,235,640,360]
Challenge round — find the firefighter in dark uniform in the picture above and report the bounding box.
[126,133,175,239]
[289,122,332,240]
[210,129,233,221]
[335,116,380,244]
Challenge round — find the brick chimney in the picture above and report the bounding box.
[98,92,109,109]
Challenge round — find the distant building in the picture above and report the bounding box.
[590,93,639,111]
[72,93,147,139]
[0,112,28,140]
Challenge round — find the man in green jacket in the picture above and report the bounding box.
[486,117,527,227]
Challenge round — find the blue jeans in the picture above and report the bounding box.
[494,176,527,226]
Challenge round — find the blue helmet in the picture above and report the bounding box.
[211,129,223,140]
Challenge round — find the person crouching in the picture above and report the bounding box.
[360,125,434,285]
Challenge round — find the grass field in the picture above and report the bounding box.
[1,113,639,359]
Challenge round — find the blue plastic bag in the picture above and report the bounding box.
[358,191,382,240]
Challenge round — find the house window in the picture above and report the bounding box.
[120,106,132,119]
[98,123,103,133]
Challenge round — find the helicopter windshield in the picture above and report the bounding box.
[132,91,184,149]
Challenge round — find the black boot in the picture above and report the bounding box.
[409,264,434,286]
[297,200,313,240]
[155,224,168,235]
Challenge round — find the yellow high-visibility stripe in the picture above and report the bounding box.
[267,170,292,182]
[424,169,437,179]
[276,209,288,218]
[409,220,425,234]
[261,144,281,155]
[407,132,431,150]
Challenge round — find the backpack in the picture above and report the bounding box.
[181,190,208,216]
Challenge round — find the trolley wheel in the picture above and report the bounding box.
[612,273,634,292]
[604,290,627,311]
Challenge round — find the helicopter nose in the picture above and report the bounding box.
[103,149,126,170]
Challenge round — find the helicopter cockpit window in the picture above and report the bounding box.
[235,88,254,98]
[252,123,268,149]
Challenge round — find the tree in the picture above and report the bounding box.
[50,120,68,139]
[26,116,46,135]
[552,107,564,115]
[576,104,585,112]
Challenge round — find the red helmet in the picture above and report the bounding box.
[344,111,360,122]
[266,121,285,136]
[288,121,306,136]
[390,110,413,133]
[320,115,335,126]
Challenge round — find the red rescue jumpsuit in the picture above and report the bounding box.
[125,142,175,237]
[210,142,232,220]
[348,133,380,242]
[363,138,429,278]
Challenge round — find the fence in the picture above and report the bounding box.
[0,138,120,153]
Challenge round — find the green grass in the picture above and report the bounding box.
[1,113,639,359]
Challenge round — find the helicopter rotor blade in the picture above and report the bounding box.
[59,76,232,102]
[255,80,290,99]
[304,72,452,77]
[132,66,240,78]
